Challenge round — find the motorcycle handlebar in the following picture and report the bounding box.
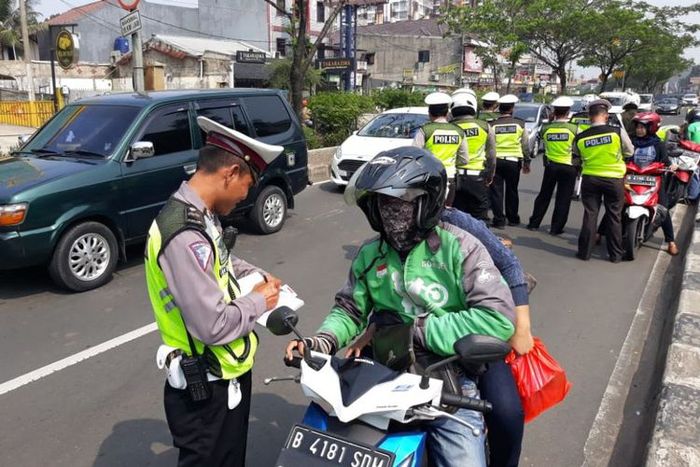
[284,356,303,369]
[440,392,493,414]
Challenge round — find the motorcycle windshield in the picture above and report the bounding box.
[330,356,401,407]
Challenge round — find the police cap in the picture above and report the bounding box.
[587,99,612,112]
[482,91,500,103]
[425,92,453,106]
[497,94,519,105]
[551,96,574,108]
[197,116,283,179]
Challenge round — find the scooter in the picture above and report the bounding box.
[622,161,669,260]
[265,307,510,467]
[667,143,700,204]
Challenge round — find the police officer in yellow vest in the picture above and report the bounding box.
[479,91,501,123]
[489,94,531,229]
[145,117,283,466]
[450,92,496,220]
[527,97,579,235]
[413,92,468,205]
[572,99,634,262]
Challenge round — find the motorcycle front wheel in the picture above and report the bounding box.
[623,217,645,260]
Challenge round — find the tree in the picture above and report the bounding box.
[579,1,699,92]
[441,0,530,92]
[267,57,322,91]
[263,0,348,118]
[442,0,595,94]
[622,31,695,93]
[0,0,42,60]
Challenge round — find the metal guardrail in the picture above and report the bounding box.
[0,100,56,128]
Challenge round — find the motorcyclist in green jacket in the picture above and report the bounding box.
[286,146,515,467]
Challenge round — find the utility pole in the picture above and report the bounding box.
[132,28,145,92]
[19,0,35,101]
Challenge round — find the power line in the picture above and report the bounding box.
[56,0,122,34]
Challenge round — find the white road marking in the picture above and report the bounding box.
[0,322,158,396]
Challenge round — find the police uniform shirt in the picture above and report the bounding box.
[492,115,531,162]
[159,182,269,345]
[452,116,497,178]
[412,116,470,167]
[572,122,635,164]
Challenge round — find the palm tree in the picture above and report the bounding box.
[0,0,42,60]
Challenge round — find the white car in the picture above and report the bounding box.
[330,107,429,186]
[639,94,654,111]
[682,94,699,106]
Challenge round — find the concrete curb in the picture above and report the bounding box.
[646,210,700,467]
[582,205,691,467]
[307,146,337,184]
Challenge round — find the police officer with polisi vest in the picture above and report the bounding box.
[145,117,284,466]
[480,91,501,122]
[527,97,579,235]
[489,94,531,229]
[413,92,469,205]
[572,99,634,262]
[450,92,497,221]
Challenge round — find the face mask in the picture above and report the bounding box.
[377,195,421,252]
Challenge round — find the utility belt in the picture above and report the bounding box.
[157,345,244,409]
[498,156,521,162]
[456,168,483,176]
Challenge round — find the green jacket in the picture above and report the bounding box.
[317,222,516,357]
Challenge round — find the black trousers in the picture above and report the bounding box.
[454,174,490,221]
[489,159,521,226]
[528,162,577,234]
[578,176,625,261]
[164,371,252,467]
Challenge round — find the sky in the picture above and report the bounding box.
[37,0,700,77]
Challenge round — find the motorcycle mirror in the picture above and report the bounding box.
[453,335,512,364]
[266,306,299,336]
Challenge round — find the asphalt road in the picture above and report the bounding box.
[0,114,684,467]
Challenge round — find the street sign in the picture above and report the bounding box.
[118,0,140,10]
[235,51,266,64]
[56,30,79,70]
[319,58,353,71]
[120,10,142,36]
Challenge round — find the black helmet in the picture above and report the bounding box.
[345,146,447,235]
[686,108,700,123]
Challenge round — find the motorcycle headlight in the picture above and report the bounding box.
[0,203,29,226]
[333,146,343,161]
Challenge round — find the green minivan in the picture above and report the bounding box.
[0,89,308,291]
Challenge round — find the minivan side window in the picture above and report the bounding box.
[240,95,291,137]
[197,105,251,140]
[141,109,192,156]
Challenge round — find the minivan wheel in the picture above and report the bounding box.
[251,185,287,234]
[49,222,119,292]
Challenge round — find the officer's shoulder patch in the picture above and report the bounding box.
[188,241,212,271]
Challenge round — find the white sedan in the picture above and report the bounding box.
[330,107,429,186]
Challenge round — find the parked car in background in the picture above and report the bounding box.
[513,102,552,155]
[656,97,681,115]
[639,94,654,111]
[330,107,429,186]
[0,89,308,291]
[682,94,699,106]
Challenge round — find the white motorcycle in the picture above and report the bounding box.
[265,307,511,467]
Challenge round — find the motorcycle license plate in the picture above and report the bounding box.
[279,425,395,467]
[625,174,656,186]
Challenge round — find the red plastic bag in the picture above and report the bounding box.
[504,337,572,423]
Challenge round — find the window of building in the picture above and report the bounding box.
[141,109,192,156]
[418,50,430,63]
[240,96,291,137]
[276,37,287,57]
[365,52,375,65]
[276,0,285,16]
[317,2,325,22]
[318,43,326,60]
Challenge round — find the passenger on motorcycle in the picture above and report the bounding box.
[286,146,516,467]
[629,112,679,256]
[686,108,700,143]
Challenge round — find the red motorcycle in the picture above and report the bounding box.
[622,161,669,260]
